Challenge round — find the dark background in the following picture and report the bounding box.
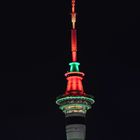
[3,0,140,140]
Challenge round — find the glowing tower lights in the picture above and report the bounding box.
[56,0,95,140]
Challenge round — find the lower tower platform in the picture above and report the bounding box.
[56,62,95,140]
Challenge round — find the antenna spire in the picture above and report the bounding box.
[71,0,77,62]
[71,0,76,29]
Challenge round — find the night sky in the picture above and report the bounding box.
[3,0,140,140]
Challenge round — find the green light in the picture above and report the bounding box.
[56,96,95,105]
[69,62,80,72]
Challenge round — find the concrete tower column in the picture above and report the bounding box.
[65,113,86,140]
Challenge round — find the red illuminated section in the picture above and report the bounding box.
[71,0,77,62]
[64,0,86,96]
[71,0,76,29]
[71,29,77,62]
[65,72,86,96]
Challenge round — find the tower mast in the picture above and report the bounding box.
[56,0,95,140]
[71,0,77,62]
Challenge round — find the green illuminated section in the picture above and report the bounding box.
[56,96,95,114]
[69,62,80,72]
[56,96,95,105]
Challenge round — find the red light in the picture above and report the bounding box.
[65,75,85,96]
[71,29,77,62]
[78,79,83,91]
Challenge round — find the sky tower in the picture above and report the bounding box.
[56,0,95,140]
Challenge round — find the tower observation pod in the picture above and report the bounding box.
[56,0,95,140]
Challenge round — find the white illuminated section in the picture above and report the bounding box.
[66,124,86,140]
